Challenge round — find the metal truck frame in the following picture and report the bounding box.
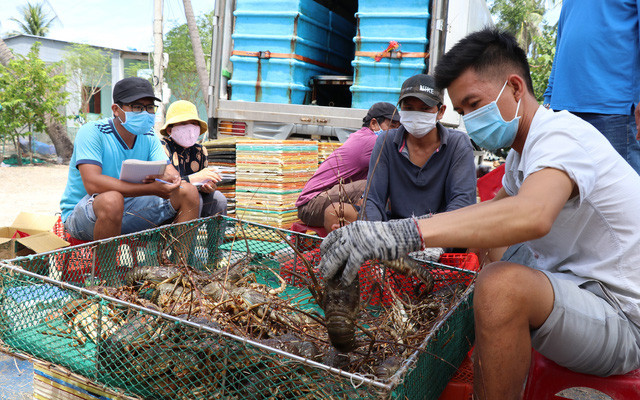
[206,0,492,142]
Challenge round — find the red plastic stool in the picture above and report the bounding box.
[54,217,144,284]
[290,221,328,237]
[438,351,474,400]
[523,350,640,399]
[477,163,505,202]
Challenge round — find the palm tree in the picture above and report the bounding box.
[183,0,210,107]
[10,2,56,37]
[491,0,559,54]
[0,38,14,66]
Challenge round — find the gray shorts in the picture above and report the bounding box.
[532,271,640,376]
[64,194,177,241]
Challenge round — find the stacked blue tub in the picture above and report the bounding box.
[351,0,431,109]
[230,0,355,104]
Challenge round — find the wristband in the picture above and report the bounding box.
[412,217,426,250]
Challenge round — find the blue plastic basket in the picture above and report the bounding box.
[230,0,355,104]
[229,55,332,104]
[351,0,431,109]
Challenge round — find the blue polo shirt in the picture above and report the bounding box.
[60,118,169,222]
[363,124,477,221]
[543,0,640,114]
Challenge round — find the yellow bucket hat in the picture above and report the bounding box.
[159,100,208,136]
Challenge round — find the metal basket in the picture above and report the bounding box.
[0,216,475,399]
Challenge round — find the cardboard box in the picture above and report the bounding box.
[0,213,69,260]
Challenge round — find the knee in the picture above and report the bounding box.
[93,192,124,220]
[214,191,227,209]
[323,202,341,232]
[474,262,534,314]
[179,183,200,206]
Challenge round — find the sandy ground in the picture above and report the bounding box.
[0,163,69,226]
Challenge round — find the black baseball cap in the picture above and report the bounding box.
[112,77,161,104]
[398,74,443,107]
[363,102,401,125]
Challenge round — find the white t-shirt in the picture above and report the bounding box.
[503,106,640,325]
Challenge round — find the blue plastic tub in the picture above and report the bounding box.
[229,55,332,104]
[350,58,427,109]
[351,0,431,109]
[230,0,355,104]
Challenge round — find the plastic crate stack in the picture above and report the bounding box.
[317,141,342,164]
[203,138,239,216]
[229,0,355,104]
[235,139,318,228]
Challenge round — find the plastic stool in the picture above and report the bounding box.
[523,350,640,399]
[290,221,328,237]
[438,352,474,400]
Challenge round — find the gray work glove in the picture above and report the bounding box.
[409,247,444,262]
[319,218,424,285]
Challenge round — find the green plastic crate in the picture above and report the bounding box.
[0,216,475,399]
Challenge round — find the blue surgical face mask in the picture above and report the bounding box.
[462,80,520,150]
[117,105,156,136]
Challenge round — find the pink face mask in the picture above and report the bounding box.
[170,124,200,148]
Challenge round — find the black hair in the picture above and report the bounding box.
[362,116,379,128]
[363,115,391,128]
[434,28,534,94]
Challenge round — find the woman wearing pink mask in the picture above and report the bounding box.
[160,100,227,217]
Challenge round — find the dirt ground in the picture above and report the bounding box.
[0,163,69,226]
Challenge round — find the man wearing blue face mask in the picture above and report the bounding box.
[60,77,200,241]
[319,29,640,399]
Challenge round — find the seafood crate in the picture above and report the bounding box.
[1,216,475,399]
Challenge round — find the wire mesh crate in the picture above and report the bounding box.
[1,216,475,399]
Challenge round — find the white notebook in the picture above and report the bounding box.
[119,159,167,183]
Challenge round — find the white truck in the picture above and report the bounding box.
[206,0,493,142]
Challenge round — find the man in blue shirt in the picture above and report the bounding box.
[363,74,477,222]
[544,0,640,174]
[60,77,200,241]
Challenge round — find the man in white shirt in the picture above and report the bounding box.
[318,28,640,399]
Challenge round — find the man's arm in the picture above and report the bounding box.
[635,103,640,139]
[419,167,574,249]
[79,163,180,199]
[319,167,575,283]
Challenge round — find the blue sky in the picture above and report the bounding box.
[0,0,214,51]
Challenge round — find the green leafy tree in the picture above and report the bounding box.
[529,24,557,102]
[0,42,68,165]
[163,11,213,106]
[124,61,150,79]
[63,43,111,120]
[490,0,559,101]
[10,2,56,37]
[491,0,546,53]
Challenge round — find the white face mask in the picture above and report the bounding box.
[399,110,437,138]
[170,123,200,148]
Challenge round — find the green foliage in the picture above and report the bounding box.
[0,42,68,160]
[490,0,558,102]
[10,2,56,37]
[63,43,111,118]
[491,0,546,53]
[163,11,214,106]
[529,24,556,102]
[124,61,150,79]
